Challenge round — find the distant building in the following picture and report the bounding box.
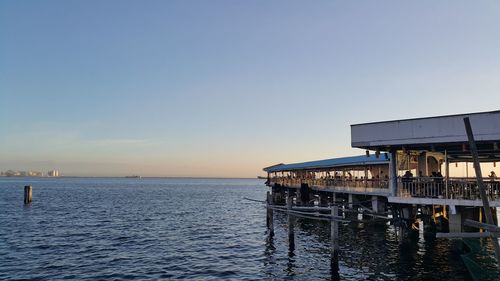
[48,170,60,177]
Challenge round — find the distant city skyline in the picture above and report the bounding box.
[1,169,60,177]
[1,1,500,177]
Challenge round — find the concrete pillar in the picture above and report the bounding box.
[348,194,358,209]
[449,206,462,233]
[347,194,359,221]
[371,195,385,213]
[389,150,398,197]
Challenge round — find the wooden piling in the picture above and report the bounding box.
[266,191,274,237]
[464,117,500,265]
[24,185,32,204]
[331,205,339,273]
[287,194,295,252]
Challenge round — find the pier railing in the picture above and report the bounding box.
[398,177,500,201]
[270,176,500,201]
[269,177,389,190]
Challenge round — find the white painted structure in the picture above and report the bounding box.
[351,110,500,207]
[351,110,500,150]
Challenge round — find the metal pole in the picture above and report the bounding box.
[463,117,500,264]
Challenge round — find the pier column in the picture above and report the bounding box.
[448,205,462,233]
[347,194,359,221]
[389,150,398,197]
[371,196,385,213]
[449,214,462,233]
[348,194,358,209]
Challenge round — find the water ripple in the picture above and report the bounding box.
[0,177,477,280]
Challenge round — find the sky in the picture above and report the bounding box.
[1,1,500,177]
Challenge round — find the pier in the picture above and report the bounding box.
[263,110,500,275]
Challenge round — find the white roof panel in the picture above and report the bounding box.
[351,110,500,149]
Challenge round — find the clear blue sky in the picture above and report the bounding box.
[1,1,500,177]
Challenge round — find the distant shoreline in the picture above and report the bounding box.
[0,175,264,180]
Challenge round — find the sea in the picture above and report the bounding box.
[0,177,490,280]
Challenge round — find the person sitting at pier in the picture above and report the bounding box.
[402,171,413,192]
[488,171,498,195]
[403,170,413,179]
[432,172,444,197]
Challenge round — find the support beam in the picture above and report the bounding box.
[463,219,500,232]
[464,117,500,264]
[437,232,500,238]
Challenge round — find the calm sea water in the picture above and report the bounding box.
[0,177,476,280]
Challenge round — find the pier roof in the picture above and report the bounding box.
[263,155,389,173]
[351,110,500,160]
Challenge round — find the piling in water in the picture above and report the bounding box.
[266,191,274,237]
[24,185,32,204]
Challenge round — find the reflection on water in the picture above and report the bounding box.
[0,177,479,280]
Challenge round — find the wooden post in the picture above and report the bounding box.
[24,185,32,204]
[331,205,339,273]
[287,194,295,252]
[266,191,274,237]
[463,117,500,264]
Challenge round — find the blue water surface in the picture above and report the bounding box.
[0,177,473,280]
